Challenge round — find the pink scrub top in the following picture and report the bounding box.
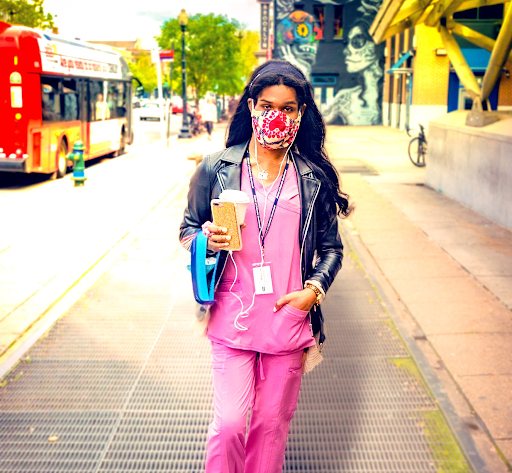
[207,158,316,355]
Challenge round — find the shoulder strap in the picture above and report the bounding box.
[191,232,219,305]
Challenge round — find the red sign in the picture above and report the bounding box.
[159,50,174,62]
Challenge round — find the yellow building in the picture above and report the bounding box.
[384,3,512,130]
[87,39,149,64]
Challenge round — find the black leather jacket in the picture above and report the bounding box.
[179,141,344,344]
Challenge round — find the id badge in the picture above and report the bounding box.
[252,262,274,295]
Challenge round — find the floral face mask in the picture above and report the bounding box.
[251,102,302,149]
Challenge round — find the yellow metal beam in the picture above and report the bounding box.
[481,3,512,100]
[370,0,409,43]
[425,0,463,26]
[383,8,432,41]
[439,25,481,98]
[452,22,512,63]
[370,0,396,37]
[393,0,434,23]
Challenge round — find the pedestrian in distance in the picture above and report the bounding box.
[202,97,217,140]
[179,59,351,473]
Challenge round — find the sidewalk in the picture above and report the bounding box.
[326,125,512,471]
[0,123,509,472]
[0,128,224,371]
[0,123,481,472]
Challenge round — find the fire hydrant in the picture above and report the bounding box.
[68,141,87,187]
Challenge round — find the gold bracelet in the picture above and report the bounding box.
[305,283,322,306]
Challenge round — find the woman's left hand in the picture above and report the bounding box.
[274,289,317,314]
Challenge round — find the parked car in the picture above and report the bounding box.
[139,102,164,121]
[170,96,183,114]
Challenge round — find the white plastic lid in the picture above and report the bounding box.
[219,190,250,203]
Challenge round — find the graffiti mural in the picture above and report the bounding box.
[276,10,319,81]
[323,19,383,125]
[274,0,385,125]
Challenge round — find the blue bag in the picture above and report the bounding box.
[190,232,219,305]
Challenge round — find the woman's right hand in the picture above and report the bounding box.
[206,224,231,252]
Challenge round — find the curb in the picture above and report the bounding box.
[339,217,494,473]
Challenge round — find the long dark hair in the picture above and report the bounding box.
[226,60,351,217]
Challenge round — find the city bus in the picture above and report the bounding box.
[0,21,133,178]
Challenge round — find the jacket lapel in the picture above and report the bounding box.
[215,143,321,250]
[292,152,321,248]
[216,141,248,191]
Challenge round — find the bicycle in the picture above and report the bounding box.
[406,124,427,167]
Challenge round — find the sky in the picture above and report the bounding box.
[44,0,260,48]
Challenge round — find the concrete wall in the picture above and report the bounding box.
[410,104,447,132]
[426,111,512,231]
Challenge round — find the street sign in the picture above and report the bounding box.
[159,50,174,62]
[260,3,270,50]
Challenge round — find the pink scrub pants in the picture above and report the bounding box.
[205,342,304,473]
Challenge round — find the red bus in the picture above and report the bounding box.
[0,21,133,178]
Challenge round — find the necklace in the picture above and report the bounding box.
[249,151,276,181]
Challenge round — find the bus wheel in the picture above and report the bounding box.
[114,130,126,157]
[56,140,68,179]
[119,129,126,154]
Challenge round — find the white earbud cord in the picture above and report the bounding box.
[231,102,300,331]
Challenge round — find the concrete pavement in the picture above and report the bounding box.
[0,123,224,372]
[326,125,512,471]
[0,122,510,471]
[0,123,482,473]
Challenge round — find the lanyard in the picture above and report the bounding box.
[246,151,289,251]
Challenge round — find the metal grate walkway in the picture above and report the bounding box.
[0,187,473,472]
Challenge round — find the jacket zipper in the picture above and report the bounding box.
[213,171,227,290]
[299,181,321,284]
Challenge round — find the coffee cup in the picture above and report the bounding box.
[219,190,250,224]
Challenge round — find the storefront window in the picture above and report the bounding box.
[313,5,324,40]
[454,5,503,19]
[334,5,344,39]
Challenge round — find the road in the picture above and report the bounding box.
[0,114,220,359]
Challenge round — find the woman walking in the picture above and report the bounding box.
[202,97,217,140]
[180,60,350,473]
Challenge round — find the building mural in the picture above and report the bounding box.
[274,0,385,125]
[276,10,319,81]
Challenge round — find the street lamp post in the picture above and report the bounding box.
[166,41,174,146]
[178,9,192,139]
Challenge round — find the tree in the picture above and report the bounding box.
[0,0,54,29]
[128,52,157,96]
[158,13,258,104]
[217,30,259,97]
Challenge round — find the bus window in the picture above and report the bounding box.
[90,80,110,121]
[41,77,80,123]
[107,81,127,119]
[41,77,62,123]
[62,79,79,121]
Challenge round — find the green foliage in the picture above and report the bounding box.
[128,52,157,95]
[158,13,259,103]
[239,30,259,83]
[0,0,54,29]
